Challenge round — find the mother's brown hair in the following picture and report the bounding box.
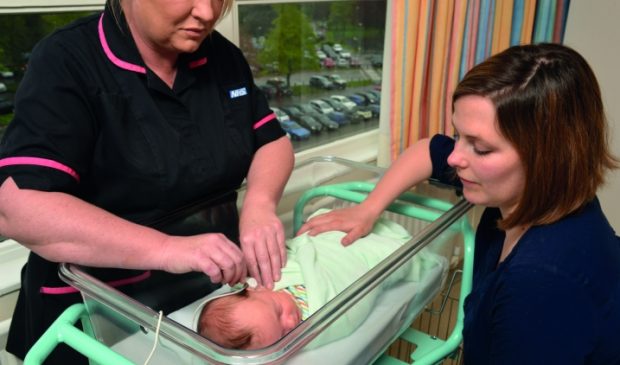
[453,43,618,229]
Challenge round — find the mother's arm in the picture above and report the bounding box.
[298,138,434,245]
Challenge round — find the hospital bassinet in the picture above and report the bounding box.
[24,156,475,365]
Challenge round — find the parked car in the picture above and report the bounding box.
[321,97,346,112]
[309,99,335,115]
[0,95,14,114]
[0,71,14,79]
[327,110,349,126]
[347,93,366,106]
[259,84,278,100]
[309,75,334,90]
[299,104,339,130]
[339,50,351,59]
[0,82,7,93]
[349,56,362,68]
[321,44,339,60]
[351,105,373,121]
[336,57,349,68]
[355,91,379,105]
[367,89,382,102]
[329,95,358,111]
[321,57,335,68]
[326,74,346,89]
[279,120,310,141]
[266,77,293,97]
[332,43,343,53]
[297,114,324,134]
[370,54,383,68]
[270,107,290,122]
[367,104,381,118]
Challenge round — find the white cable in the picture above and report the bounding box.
[143,310,163,365]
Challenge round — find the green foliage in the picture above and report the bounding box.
[0,113,12,127]
[0,12,92,72]
[258,4,320,84]
[327,2,356,35]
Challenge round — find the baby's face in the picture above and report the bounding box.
[234,288,302,349]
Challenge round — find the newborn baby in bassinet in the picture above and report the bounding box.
[196,210,442,350]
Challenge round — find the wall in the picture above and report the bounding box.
[564,0,620,230]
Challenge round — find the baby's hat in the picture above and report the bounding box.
[192,278,258,331]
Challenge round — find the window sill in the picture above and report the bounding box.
[0,240,28,297]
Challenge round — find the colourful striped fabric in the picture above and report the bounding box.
[281,284,310,320]
[388,0,570,160]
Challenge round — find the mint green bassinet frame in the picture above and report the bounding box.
[24,180,474,365]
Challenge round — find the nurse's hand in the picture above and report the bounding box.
[160,233,247,286]
[296,206,378,246]
[239,208,286,289]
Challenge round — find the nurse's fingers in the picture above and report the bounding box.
[214,242,246,285]
[200,257,223,283]
[254,238,275,289]
[197,234,245,284]
[243,244,261,286]
[265,233,282,283]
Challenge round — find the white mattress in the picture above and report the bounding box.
[110,257,446,365]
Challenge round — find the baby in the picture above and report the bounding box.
[196,212,442,350]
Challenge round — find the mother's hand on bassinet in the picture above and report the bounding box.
[296,206,378,246]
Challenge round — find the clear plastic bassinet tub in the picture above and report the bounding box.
[26,156,475,365]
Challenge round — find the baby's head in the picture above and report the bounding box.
[197,287,302,349]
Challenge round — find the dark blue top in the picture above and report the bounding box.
[430,134,620,365]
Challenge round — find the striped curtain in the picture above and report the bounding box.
[387,0,570,161]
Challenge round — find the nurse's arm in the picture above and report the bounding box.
[0,177,246,284]
[239,136,294,288]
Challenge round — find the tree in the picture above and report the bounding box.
[258,4,319,86]
[0,13,91,74]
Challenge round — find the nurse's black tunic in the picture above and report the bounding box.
[0,6,284,364]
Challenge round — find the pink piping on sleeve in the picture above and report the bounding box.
[98,14,146,74]
[40,270,152,295]
[0,157,80,182]
[189,57,208,68]
[253,113,276,130]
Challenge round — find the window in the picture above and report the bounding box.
[0,0,388,246]
[234,1,387,153]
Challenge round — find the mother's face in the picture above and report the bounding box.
[122,0,224,55]
[447,95,526,216]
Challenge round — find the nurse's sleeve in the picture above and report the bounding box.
[248,82,286,149]
[0,36,96,194]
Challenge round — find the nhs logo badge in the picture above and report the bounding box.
[229,87,248,99]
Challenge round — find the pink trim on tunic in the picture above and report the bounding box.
[189,57,208,68]
[253,113,276,129]
[40,270,152,294]
[0,157,80,182]
[98,14,147,74]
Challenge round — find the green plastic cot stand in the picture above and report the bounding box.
[372,212,475,365]
[25,181,473,365]
[293,181,475,365]
[23,303,136,365]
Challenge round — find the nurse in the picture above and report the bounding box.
[0,0,293,363]
[299,43,620,364]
